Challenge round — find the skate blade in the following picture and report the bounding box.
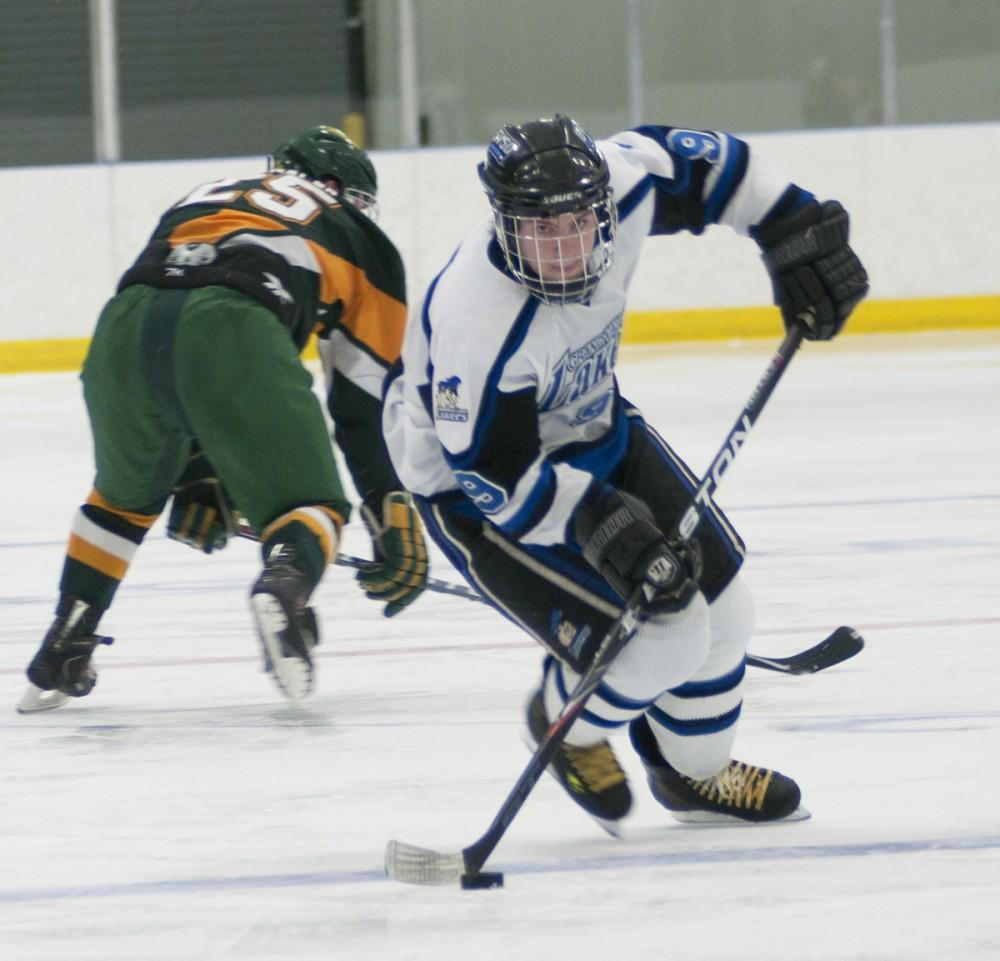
[251,594,314,701]
[17,683,69,714]
[671,804,812,825]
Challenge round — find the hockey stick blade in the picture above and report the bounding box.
[747,626,864,675]
[385,840,467,886]
[386,584,648,887]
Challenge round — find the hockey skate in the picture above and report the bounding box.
[629,715,808,823]
[250,545,319,700]
[527,691,632,835]
[18,598,113,714]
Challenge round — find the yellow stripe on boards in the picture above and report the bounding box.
[3,295,999,374]
[0,338,92,374]
[0,334,322,375]
[623,294,1000,344]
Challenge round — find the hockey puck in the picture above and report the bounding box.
[460,871,504,890]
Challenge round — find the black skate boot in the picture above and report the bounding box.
[18,597,113,713]
[527,691,632,835]
[629,715,807,823]
[250,545,319,700]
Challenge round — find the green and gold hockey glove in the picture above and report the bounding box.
[167,446,239,554]
[357,491,428,617]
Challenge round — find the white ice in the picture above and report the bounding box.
[1,331,998,961]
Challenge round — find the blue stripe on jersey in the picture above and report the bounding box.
[631,124,676,153]
[497,458,558,540]
[749,184,817,239]
[420,245,463,387]
[647,701,743,736]
[551,392,629,480]
[414,495,501,618]
[446,296,540,470]
[703,135,749,225]
[667,659,746,698]
[616,176,655,223]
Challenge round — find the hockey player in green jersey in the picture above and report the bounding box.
[18,126,428,713]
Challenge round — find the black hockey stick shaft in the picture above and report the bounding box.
[451,327,807,878]
[459,582,648,875]
[674,325,803,540]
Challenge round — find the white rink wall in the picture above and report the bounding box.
[1,121,998,343]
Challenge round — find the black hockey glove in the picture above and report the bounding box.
[756,199,869,341]
[166,446,239,554]
[574,484,701,615]
[357,491,429,617]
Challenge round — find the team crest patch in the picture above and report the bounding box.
[487,130,519,163]
[435,375,469,422]
[551,612,592,660]
[165,242,218,266]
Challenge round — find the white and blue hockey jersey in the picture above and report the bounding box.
[383,126,812,547]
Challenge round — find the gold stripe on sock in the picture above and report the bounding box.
[67,533,129,581]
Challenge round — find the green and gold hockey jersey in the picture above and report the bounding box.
[117,168,408,517]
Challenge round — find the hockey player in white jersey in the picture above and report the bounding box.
[383,115,867,828]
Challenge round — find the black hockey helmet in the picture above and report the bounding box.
[478,114,616,304]
[479,114,610,216]
[269,125,379,218]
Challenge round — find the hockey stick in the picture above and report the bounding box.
[237,524,861,675]
[235,524,479,601]
[386,326,811,887]
[749,626,863,675]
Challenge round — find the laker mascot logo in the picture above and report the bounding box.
[435,375,469,422]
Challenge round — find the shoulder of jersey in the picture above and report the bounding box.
[602,136,667,199]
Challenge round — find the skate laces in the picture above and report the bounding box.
[684,761,773,812]
[562,740,627,794]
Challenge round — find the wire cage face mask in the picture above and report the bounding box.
[494,195,617,305]
[339,186,380,221]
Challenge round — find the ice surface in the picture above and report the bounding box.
[1,332,998,961]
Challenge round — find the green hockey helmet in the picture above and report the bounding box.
[269,125,378,218]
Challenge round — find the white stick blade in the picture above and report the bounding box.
[384,840,465,885]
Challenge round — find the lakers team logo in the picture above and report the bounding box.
[435,375,469,422]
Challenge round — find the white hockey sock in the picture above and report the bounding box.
[541,591,713,747]
[646,576,754,778]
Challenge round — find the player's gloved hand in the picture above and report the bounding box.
[166,446,239,554]
[357,491,429,617]
[755,199,869,341]
[574,483,701,614]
